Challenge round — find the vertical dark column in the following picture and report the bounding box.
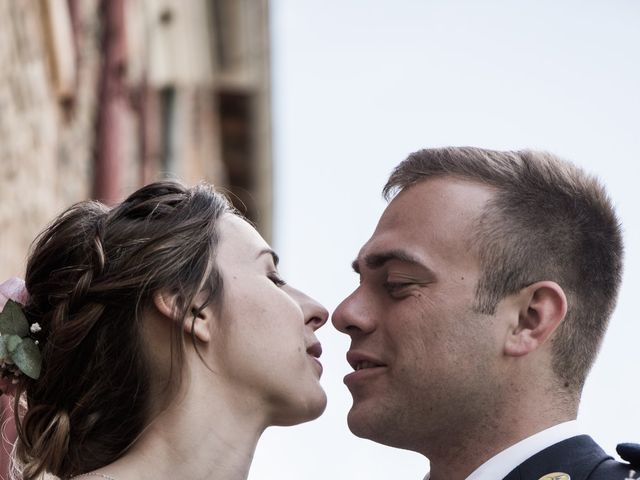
[93,0,126,204]
[218,91,256,223]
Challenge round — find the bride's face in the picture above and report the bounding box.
[211,214,328,425]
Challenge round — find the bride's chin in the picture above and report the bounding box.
[307,389,328,420]
[270,389,327,427]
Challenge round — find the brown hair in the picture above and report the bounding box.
[13,181,233,479]
[384,147,624,393]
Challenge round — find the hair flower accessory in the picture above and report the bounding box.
[0,278,42,381]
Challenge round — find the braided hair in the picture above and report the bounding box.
[14,181,232,479]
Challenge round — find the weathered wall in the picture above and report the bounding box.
[0,0,101,278]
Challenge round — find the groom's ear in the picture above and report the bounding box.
[152,290,212,343]
[503,281,567,357]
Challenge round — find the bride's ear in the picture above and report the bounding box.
[153,290,212,343]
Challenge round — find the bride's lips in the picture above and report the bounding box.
[306,342,323,377]
[344,351,387,387]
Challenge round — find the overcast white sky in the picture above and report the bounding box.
[249,1,640,478]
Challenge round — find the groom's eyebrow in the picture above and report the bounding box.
[352,250,432,275]
[257,248,280,267]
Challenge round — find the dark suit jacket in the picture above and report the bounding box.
[502,435,637,480]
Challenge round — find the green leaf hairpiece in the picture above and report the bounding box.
[0,300,42,379]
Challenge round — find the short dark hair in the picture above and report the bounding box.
[16,181,233,479]
[384,146,624,392]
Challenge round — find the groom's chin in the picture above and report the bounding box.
[346,402,379,440]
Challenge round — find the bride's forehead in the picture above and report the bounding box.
[218,214,270,257]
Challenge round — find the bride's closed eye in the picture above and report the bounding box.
[268,272,287,287]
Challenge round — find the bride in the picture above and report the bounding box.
[0,181,327,480]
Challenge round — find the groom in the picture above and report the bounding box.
[333,147,640,479]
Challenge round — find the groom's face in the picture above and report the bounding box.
[332,177,503,451]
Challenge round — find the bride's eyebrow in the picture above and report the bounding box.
[256,248,280,267]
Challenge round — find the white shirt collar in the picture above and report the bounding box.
[423,420,582,480]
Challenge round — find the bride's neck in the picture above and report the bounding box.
[96,379,267,480]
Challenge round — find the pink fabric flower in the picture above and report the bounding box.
[0,277,28,309]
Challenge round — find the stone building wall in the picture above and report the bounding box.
[0,0,272,280]
[0,0,100,278]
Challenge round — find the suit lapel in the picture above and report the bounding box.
[502,435,611,480]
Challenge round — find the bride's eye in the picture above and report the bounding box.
[268,272,287,287]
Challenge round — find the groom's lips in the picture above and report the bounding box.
[344,351,387,387]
